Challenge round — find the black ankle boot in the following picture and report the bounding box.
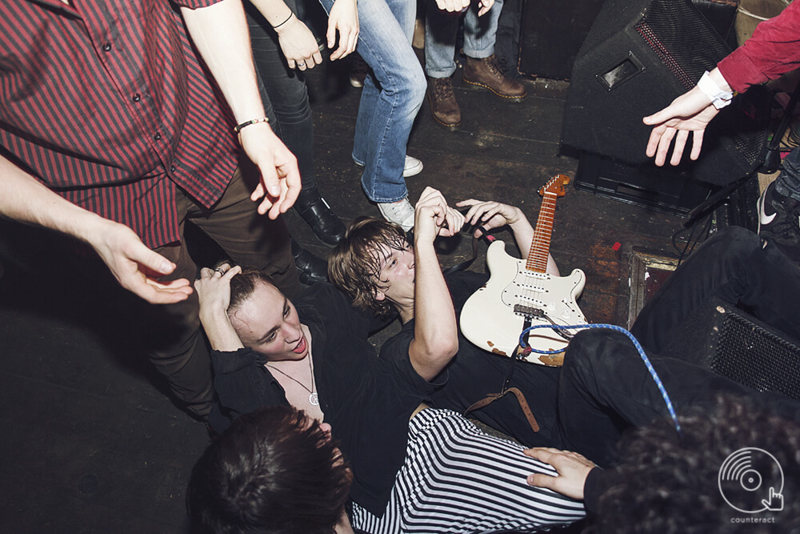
[291,240,328,285]
[294,187,346,246]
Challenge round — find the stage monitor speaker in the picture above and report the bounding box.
[561,0,769,186]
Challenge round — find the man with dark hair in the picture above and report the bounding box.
[188,406,354,534]
[526,395,800,533]
[0,0,303,418]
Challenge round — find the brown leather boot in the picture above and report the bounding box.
[463,54,527,102]
[427,76,461,130]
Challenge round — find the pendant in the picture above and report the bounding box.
[309,392,319,406]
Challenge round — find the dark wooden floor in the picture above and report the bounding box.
[0,48,704,533]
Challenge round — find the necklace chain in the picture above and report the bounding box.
[267,352,318,406]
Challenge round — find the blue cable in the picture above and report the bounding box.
[518,323,682,433]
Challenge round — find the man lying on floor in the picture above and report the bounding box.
[196,187,585,534]
[329,188,800,465]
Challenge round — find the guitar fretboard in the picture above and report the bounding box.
[525,192,557,273]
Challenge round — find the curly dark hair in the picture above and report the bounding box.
[187,407,352,534]
[591,395,800,534]
[327,216,409,316]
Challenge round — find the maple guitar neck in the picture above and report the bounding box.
[526,191,557,273]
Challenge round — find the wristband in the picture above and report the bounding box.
[233,117,269,134]
[697,71,734,109]
[272,11,294,29]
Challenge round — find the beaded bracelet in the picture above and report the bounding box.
[233,117,269,134]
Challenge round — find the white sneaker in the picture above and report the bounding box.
[355,156,424,178]
[377,198,415,231]
[403,156,423,178]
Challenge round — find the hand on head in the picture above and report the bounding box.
[195,264,242,316]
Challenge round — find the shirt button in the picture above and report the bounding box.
[170,165,176,173]
[154,133,162,141]
[102,43,111,52]
[132,94,141,102]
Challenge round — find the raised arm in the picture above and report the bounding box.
[195,265,246,352]
[180,0,301,218]
[0,155,192,304]
[408,187,465,381]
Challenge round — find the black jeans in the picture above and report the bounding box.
[246,2,317,191]
[558,226,800,467]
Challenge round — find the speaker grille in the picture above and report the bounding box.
[635,0,730,90]
[711,311,800,400]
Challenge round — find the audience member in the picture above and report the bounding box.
[425,0,526,130]
[188,406,354,534]
[0,0,301,418]
[643,0,800,261]
[527,395,800,533]
[317,0,427,231]
[246,0,356,247]
[195,195,586,532]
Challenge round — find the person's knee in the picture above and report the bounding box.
[564,329,627,383]
[707,225,761,263]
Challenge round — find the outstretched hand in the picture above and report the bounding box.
[88,219,193,304]
[238,123,302,218]
[326,0,359,61]
[643,86,720,167]
[524,447,596,501]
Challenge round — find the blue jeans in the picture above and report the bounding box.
[424,0,503,78]
[776,146,800,202]
[319,0,426,203]
[246,2,317,191]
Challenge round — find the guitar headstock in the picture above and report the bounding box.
[538,174,571,197]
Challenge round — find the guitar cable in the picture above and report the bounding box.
[517,323,682,433]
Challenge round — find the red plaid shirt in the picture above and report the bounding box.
[0,0,240,248]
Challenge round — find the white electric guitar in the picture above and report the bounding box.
[460,175,587,366]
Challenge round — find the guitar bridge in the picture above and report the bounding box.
[513,304,545,319]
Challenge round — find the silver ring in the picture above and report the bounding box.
[214,268,226,275]
[297,61,305,66]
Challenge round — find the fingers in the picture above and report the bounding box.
[654,127,677,167]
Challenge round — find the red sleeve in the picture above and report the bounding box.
[717,0,800,93]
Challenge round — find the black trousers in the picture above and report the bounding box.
[557,226,800,467]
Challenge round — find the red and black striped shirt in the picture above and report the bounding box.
[0,0,240,248]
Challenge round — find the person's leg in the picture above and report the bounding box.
[557,328,800,468]
[424,3,462,130]
[246,3,345,245]
[350,409,585,532]
[630,226,800,354]
[460,0,526,101]
[188,166,302,299]
[319,0,426,204]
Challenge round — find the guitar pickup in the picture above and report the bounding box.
[513,304,545,319]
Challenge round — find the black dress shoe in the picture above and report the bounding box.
[291,240,328,285]
[294,187,346,246]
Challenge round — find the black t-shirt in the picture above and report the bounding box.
[380,271,564,448]
[210,282,422,516]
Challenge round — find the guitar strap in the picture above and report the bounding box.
[463,319,541,434]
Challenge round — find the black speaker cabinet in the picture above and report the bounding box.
[561,0,769,186]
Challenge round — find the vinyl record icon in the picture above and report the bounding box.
[718,447,784,513]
